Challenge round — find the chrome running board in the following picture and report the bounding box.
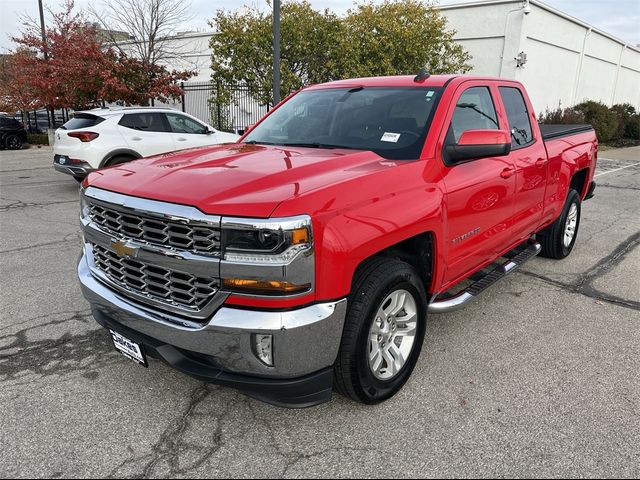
[428,240,542,314]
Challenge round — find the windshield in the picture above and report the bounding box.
[244,87,442,160]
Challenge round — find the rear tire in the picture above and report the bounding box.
[538,189,581,259]
[334,257,427,404]
[5,134,22,150]
[104,155,135,167]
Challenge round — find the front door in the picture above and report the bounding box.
[166,113,217,150]
[440,84,517,285]
[117,112,176,157]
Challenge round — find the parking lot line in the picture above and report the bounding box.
[594,161,640,177]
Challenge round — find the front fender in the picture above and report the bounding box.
[314,185,446,299]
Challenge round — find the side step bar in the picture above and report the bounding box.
[428,240,542,313]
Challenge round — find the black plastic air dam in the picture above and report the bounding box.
[91,306,334,408]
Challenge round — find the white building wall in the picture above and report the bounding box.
[125,2,640,114]
[441,0,640,112]
[119,31,215,82]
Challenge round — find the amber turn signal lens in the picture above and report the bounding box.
[223,278,310,295]
[290,227,309,245]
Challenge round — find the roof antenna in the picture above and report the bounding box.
[414,68,430,83]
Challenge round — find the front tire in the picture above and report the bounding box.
[334,257,427,404]
[538,189,581,259]
[5,134,22,150]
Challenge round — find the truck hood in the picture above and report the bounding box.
[86,143,393,217]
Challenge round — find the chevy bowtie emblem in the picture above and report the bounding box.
[111,240,137,258]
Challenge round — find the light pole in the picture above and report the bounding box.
[272,0,281,106]
[38,0,53,128]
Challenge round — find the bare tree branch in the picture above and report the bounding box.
[88,0,195,68]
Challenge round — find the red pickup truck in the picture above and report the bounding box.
[77,74,597,407]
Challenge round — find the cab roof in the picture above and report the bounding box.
[305,75,459,90]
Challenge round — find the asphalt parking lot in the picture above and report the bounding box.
[0,146,638,478]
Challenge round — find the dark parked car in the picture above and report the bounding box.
[0,116,28,150]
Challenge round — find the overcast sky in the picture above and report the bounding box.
[1,0,639,52]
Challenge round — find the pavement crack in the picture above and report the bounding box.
[0,325,116,381]
[597,183,640,192]
[0,232,81,254]
[106,383,233,479]
[0,307,92,333]
[0,196,78,212]
[521,231,640,311]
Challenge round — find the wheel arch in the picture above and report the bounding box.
[570,167,590,199]
[349,231,438,297]
[100,148,142,167]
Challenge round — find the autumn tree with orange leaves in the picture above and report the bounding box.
[0,0,193,114]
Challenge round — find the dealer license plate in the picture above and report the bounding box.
[110,330,147,367]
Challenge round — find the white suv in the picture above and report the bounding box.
[53,107,239,181]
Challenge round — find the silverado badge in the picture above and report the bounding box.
[111,240,137,258]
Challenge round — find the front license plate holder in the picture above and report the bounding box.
[110,330,148,367]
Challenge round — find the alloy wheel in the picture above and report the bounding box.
[368,289,418,380]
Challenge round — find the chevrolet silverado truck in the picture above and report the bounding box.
[77,74,597,407]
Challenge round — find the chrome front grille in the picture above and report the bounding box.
[92,243,219,312]
[88,203,221,255]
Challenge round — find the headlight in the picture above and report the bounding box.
[221,216,312,263]
[79,188,90,219]
[220,215,314,296]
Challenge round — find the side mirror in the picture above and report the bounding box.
[445,129,511,164]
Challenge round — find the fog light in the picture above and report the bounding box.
[254,334,274,366]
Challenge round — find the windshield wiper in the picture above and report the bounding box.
[279,142,361,150]
[456,103,499,128]
[243,140,277,145]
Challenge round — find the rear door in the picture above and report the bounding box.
[117,112,175,157]
[165,112,218,150]
[440,83,517,284]
[498,86,548,239]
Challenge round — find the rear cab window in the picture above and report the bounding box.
[448,86,499,143]
[118,113,170,132]
[499,87,534,148]
[61,114,105,130]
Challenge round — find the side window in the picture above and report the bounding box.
[449,87,499,143]
[118,113,169,132]
[165,113,208,134]
[499,87,533,148]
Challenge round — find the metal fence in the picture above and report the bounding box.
[180,81,269,133]
[13,81,268,135]
[19,109,69,133]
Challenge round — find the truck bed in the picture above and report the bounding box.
[539,124,594,141]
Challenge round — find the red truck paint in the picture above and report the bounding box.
[85,75,597,309]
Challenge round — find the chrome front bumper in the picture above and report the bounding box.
[78,252,347,379]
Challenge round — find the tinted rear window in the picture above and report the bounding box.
[61,114,105,130]
[118,113,169,132]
